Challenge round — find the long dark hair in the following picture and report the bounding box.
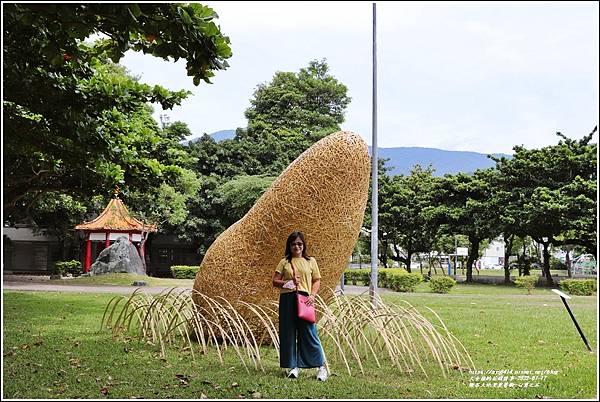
[285,231,311,262]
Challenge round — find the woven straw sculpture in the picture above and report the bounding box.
[192,131,371,331]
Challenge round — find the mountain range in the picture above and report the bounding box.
[185,129,511,176]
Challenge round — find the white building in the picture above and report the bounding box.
[479,238,505,269]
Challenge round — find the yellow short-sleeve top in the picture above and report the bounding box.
[275,256,321,294]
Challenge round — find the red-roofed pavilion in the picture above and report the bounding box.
[75,191,157,272]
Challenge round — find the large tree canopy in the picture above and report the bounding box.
[3,3,232,220]
[491,128,597,285]
[379,165,440,272]
[425,169,501,282]
[232,59,351,175]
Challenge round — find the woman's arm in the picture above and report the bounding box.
[307,278,321,306]
[272,272,287,288]
[310,278,321,296]
[273,272,298,288]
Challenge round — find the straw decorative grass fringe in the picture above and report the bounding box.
[101,287,474,377]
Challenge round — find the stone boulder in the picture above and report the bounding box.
[90,236,145,275]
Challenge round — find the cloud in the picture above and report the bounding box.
[119,1,598,153]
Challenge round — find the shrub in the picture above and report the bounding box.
[387,270,423,292]
[559,279,597,296]
[429,276,456,293]
[344,269,370,285]
[170,265,200,279]
[378,269,400,288]
[54,260,83,277]
[514,275,538,294]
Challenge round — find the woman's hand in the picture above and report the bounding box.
[306,294,317,306]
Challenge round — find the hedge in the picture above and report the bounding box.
[54,260,83,277]
[170,265,200,279]
[344,269,371,285]
[386,270,423,292]
[559,279,597,296]
[429,276,456,293]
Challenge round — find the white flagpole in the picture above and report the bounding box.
[369,2,379,309]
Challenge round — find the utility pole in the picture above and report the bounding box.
[369,2,379,309]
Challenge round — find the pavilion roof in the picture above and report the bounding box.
[75,197,157,232]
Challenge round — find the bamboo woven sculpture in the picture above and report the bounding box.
[192,131,371,329]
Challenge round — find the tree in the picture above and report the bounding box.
[3,3,232,218]
[492,127,597,286]
[233,59,351,176]
[214,175,277,228]
[379,165,440,272]
[26,193,88,260]
[426,169,501,282]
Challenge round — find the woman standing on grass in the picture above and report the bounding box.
[271,231,328,381]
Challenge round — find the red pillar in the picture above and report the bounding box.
[105,231,110,248]
[84,237,92,272]
[138,239,146,260]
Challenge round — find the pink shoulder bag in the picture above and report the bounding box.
[290,262,316,324]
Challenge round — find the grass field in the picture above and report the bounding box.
[2,283,597,399]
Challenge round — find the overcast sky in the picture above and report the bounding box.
[120,1,599,154]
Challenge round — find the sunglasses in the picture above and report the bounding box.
[291,242,304,247]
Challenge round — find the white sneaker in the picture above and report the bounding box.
[316,366,328,381]
[287,367,299,378]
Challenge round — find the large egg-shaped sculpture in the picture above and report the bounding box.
[192,131,371,322]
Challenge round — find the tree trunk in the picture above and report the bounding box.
[503,233,514,284]
[565,246,573,278]
[406,251,413,273]
[466,237,480,283]
[541,242,554,286]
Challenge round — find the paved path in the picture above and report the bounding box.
[2,275,391,296]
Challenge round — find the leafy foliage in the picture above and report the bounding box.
[385,271,424,292]
[170,265,201,279]
[514,275,538,295]
[214,175,276,227]
[3,3,231,223]
[559,279,597,296]
[232,59,351,176]
[53,260,84,277]
[425,169,501,281]
[492,127,598,284]
[429,276,457,294]
[379,165,440,272]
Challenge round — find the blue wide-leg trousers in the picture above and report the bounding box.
[278,291,325,369]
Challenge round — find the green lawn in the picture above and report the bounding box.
[3,284,597,399]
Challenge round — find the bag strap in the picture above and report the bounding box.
[290,261,299,292]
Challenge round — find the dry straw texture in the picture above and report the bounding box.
[102,289,474,376]
[193,131,371,330]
